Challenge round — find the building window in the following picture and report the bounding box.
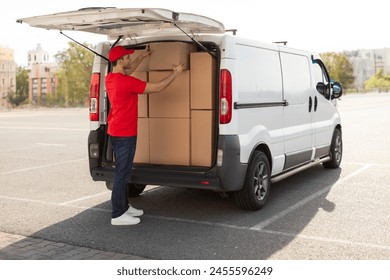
[51,78,56,94]
[41,78,47,93]
[32,78,38,103]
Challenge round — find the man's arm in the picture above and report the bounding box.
[143,63,184,94]
[126,49,153,76]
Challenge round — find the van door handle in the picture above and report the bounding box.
[309,96,313,112]
[314,96,318,111]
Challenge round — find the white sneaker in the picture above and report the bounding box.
[111,213,140,226]
[126,205,144,217]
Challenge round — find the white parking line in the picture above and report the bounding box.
[343,161,390,168]
[259,228,390,251]
[59,191,109,206]
[0,126,88,132]
[0,145,41,153]
[35,143,67,147]
[0,194,113,215]
[59,185,163,206]
[0,143,67,153]
[0,195,60,207]
[147,214,390,251]
[0,158,86,175]
[251,163,374,230]
[1,193,389,252]
[1,162,388,253]
[0,186,161,208]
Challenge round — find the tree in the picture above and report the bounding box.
[7,66,29,107]
[364,69,390,92]
[320,52,355,89]
[54,42,94,107]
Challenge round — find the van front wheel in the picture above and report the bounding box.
[323,128,342,169]
[234,151,271,210]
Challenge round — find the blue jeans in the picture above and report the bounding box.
[109,136,137,218]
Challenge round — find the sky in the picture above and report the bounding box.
[1,0,389,66]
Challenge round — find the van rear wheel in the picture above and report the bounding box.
[127,183,146,197]
[234,151,271,210]
[105,182,146,197]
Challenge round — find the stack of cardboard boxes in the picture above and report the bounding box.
[132,42,216,167]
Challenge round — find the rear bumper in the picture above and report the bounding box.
[92,166,222,190]
[89,134,247,192]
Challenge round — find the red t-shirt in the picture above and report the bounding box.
[105,73,147,137]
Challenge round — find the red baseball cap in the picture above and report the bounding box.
[108,46,135,62]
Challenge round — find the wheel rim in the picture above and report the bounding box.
[334,135,342,163]
[253,162,269,201]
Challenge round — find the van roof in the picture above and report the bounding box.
[17,7,226,40]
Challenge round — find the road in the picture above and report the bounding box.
[0,93,389,260]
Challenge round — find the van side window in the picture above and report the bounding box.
[236,45,283,103]
[280,52,311,105]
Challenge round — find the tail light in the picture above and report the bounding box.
[89,73,100,121]
[219,69,232,124]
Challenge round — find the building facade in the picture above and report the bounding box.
[0,46,16,109]
[346,48,390,90]
[27,44,59,105]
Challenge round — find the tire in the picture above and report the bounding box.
[105,182,146,197]
[127,183,146,197]
[323,128,342,169]
[105,181,113,190]
[234,151,271,210]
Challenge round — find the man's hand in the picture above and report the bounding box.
[172,63,184,76]
[142,46,153,59]
[144,63,185,94]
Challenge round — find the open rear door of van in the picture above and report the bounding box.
[17,7,225,39]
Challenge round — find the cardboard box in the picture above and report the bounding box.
[133,49,149,72]
[138,94,148,118]
[131,71,147,81]
[149,71,190,118]
[131,72,148,118]
[150,118,190,165]
[191,110,215,167]
[134,118,150,163]
[149,42,195,70]
[190,52,217,109]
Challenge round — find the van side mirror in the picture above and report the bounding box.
[331,81,343,99]
[316,81,343,99]
[316,82,328,96]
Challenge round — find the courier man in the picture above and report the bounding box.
[106,45,184,226]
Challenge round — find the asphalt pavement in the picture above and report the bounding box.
[0,94,389,261]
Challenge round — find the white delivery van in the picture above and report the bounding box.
[19,8,343,210]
